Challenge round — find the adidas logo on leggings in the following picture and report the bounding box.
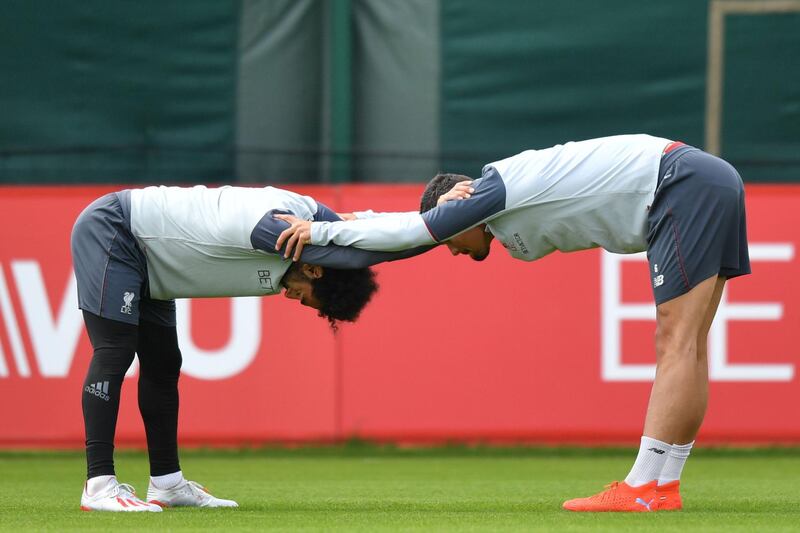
[85,381,110,401]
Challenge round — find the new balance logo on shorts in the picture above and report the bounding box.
[85,381,110,401]
[121,292,134,314]
[647,447,666,454]
[653,264,664,288]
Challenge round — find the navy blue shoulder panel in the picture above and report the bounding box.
[251,209,433,268]
[250,209,299,254]
[419,167,506,242]
[251,200,341,254]
[313,201,340,222]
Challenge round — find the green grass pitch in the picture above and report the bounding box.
[1,446,798,532]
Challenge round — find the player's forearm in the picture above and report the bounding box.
[310,213,435,251]
[352,209,418,220]
[299,243,434,269]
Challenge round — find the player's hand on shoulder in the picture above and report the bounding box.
[437,181,475,206]
[274,214,312,261]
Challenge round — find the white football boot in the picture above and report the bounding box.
[80,477,162,512]
[147,479,238,508]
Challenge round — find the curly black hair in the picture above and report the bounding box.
[311,267,379,330]
[419,172,473,213]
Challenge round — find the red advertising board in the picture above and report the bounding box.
[0,184,797,447]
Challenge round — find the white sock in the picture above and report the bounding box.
[150,470,184,490]
[624,436,672,487]
[86,475,116,496]
[658,441,694,485]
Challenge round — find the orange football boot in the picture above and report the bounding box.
[656,480,682,510]
[562,480,658,512]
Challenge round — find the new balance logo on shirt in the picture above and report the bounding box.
[257,270,273,291]
[85,381,110,401]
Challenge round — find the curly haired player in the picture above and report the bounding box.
[72,184,426,512]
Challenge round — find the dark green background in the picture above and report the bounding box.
[0,1,239,183]
[1,0,797,184]
[440,1,708,174]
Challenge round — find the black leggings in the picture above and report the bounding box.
[81,311,182,478]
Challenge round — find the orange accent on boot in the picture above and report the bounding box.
[149,500,169,508]
[562,480,659,512]
[657,480,682,510]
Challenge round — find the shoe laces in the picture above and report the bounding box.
[185,480,211,498]
[112,483,139,500]
[597,481,620,503]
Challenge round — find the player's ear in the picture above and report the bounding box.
[301,263,324,279]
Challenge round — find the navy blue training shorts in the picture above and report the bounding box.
[70,190,176,326]
[646,145,751,305]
